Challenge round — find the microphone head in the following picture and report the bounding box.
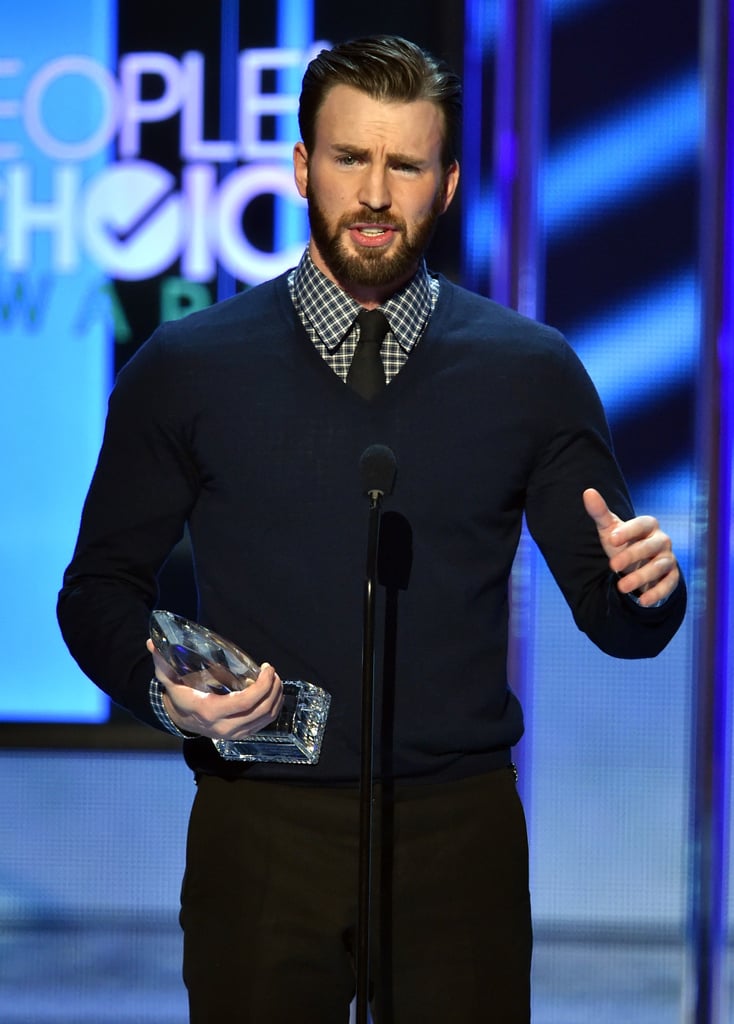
[360,444,397,497]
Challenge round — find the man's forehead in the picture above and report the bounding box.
[312,85,445,144]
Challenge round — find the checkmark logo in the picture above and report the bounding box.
[82,161,184,280]
[105,181,178,245]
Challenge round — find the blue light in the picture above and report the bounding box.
[570,269,699,421]
[464,0,501,50]
[464,0,612,55]
[277,0,313,46]
[548,0,612,18]
[274,0,313,255]
[0,0,114,721]
[217,0,240,300]
[542,71,701,236]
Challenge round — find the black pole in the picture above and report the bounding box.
[356,492,381,1024]
[355,445,396,1024]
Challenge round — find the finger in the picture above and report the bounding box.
[145,638,160,671]
[619,569,680,608]
[224,663,279,709]
[242,670,284,721]
[607,528,667,572]
[206,683,284,739]
[146,640,183,687]
[582,488,619,533]
[226,671,284,734]
[177,667,281,722]
[615,552,679,597]
[159,661,283,739]
[229,699,284,740]
[606,514,660,550]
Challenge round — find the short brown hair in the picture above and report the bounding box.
[298,35,462,168]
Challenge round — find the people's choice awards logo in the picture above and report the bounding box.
[0,48,318,286]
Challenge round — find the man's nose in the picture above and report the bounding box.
[358,167,391,210]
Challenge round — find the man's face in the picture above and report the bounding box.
[293,85,459,305]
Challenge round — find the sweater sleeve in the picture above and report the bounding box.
[57,326,200,728]
[523,335,686,658]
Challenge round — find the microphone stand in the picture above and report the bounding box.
[356,482,382,1024]
[355,445,396,1024]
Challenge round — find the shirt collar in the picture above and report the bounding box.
[291,249,434,353]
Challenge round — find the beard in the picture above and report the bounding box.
[305,181,446,291]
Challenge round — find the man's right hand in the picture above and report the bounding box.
[146,639,284,740]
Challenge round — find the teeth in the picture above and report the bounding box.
[361,228,386,236]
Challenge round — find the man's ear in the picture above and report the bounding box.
[293,142,309,199]
[440,160,460,213]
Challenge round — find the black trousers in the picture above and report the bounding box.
[180,767,531,1023]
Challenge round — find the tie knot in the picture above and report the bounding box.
[356,308,389,346]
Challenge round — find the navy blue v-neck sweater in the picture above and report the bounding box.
[58,272,686,784]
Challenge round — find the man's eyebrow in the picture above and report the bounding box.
[329,143,428,166]
[329,144,369,159]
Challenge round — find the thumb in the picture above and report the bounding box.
[583,488,618,532]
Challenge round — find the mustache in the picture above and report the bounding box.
[337,210,406,231]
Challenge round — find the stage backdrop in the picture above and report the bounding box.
[1,0,727,1021]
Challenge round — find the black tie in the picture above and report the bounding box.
[346,309,389,400]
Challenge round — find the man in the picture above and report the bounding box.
[58,35,685,1024]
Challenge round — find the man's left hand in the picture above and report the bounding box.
[583,488,680,607]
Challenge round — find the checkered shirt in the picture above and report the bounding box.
[149,677,194,738]
[288,250,439,383]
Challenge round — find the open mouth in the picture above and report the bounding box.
[349,225,398,247]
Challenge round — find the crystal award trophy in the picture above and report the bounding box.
[149,610,330,765]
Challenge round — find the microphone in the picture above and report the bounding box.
[359,444,397,501]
